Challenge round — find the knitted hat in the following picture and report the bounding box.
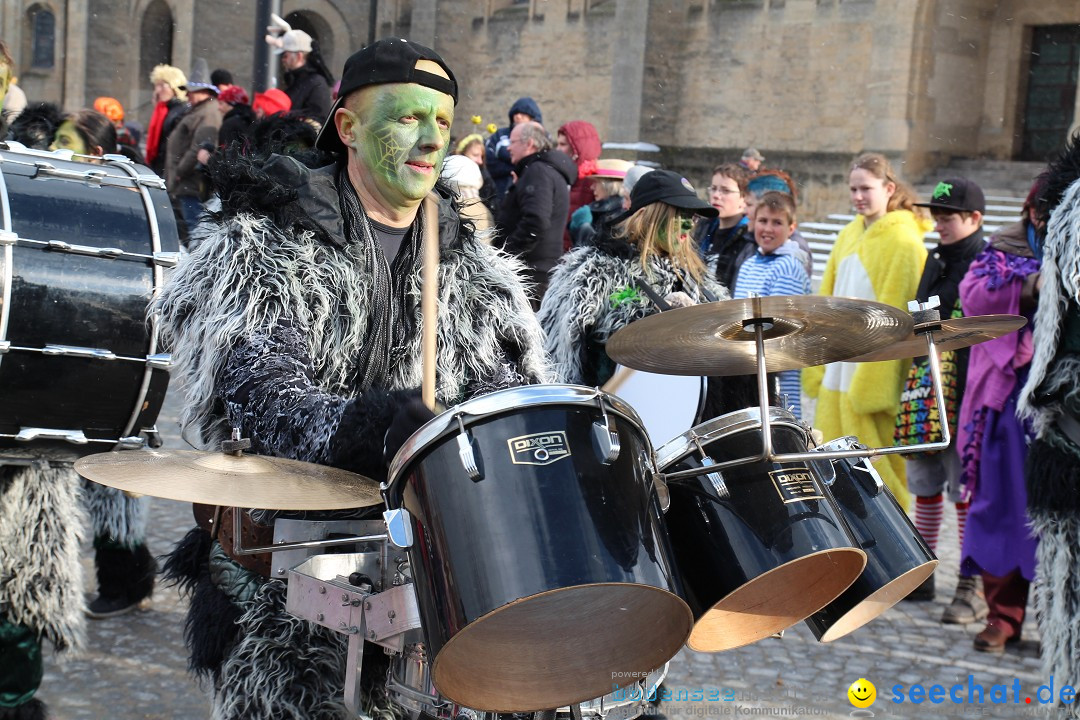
[218,85,250,106]
[252,88,291,116]
[441,154,483,191]
[93,97,124,123]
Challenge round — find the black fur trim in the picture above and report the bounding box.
[327,389,414,480]
[161,527,212,595]
[1025,432,1080,516]
[1035,132,1080,227]
[186,574,243,679]
[93,543,156,602]
[0,697,47,720]
[8,103,62,151]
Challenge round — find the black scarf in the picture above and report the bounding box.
[916,228,985,314]
[336,164,424,391]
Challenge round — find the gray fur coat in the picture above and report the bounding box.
[155,156,549,476]
[538,239,728,386]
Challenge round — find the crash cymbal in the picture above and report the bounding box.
[845,314,1027,363]
[606,295,913,376]
[75,449,382,510]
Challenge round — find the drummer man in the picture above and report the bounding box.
[154,38,548,719]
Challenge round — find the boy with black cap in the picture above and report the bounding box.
[155,37,547,720]
[898,177,988,624]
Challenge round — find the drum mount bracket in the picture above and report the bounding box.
[287,553,423,715]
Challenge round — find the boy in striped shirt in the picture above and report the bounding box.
[733,191,811,417]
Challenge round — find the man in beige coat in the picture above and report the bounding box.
[165,76,221,241]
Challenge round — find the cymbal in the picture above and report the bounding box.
[845,314,1027,363]
[75,449,382,510]
[606,295,913,376]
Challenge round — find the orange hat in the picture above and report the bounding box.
[252,88,291,117]
[93,96,124,123]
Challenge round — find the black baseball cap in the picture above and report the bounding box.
[614,170,719,225]
[315,38,458,154]
[915,177,986,214]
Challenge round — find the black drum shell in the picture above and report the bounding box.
[386,393,691,711]
[804,450,937,642]
[660,413,865,651]
[0,150,177,456]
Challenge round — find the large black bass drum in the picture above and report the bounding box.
[385,385,691,713]
[0,144,178,462]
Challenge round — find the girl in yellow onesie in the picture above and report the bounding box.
[803,153,930,510]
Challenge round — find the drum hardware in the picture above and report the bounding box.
[591,389,620,464]
[10,237,181,267]
[152,251,180,268]
[384,508,415,549]
[689,431,729,499]
[74,446,382,510]
[454,414,483,481]
[270,519,391,581]
[0,342,172,368]
[0,427,145,448]
[286,552,424,715]
[0,230,14,245]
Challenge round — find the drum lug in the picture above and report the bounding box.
[384,508,415,549]
[13,427,89,444]
[651,469,671,512]
[854,459,886,493]
[146,353,173,369]
[691,433,729,499]
[0,229,16,245]
[152,251,180,268]
[591,391,620,464]
[115,436,146,450]
[455,414,483,481]
[0,341,9,354]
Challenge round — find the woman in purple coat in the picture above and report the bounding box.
[956,185,1043,653]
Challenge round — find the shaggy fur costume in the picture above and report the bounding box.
[538,233,728,387]
[81,481,148,549]
[0,464,86,652]
[1019,136,1080,713]
[154,153,549,719]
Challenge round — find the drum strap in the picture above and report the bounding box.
[635,276,719,311]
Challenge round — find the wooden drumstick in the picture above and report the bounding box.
[421,193,439,412]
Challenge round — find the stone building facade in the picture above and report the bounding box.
[1,0,1078,214]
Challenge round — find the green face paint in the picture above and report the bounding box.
[658,215,695,251]
[348,84,454,211]
[50,120,88,155]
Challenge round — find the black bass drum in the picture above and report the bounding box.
[385,385,691,713]
[656,407,866,652]
[0,144,178,462]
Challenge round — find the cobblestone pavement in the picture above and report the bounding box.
[39,389,1048,719]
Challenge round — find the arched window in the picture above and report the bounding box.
[29,6,55,69]
[139,0,174,82]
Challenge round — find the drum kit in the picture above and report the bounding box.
[2,140,1028,720]
[70,293,1024,718]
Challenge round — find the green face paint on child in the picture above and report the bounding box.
[347,84,454,211]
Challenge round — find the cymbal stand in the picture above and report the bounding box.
[661,298,953,481]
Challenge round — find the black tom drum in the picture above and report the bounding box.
[385,385,691,713]
[656,407,866,652]
[804,436,938,642]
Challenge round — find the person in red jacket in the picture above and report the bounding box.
[556,120,601,250]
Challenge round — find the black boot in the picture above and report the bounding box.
[0,698,47,720]
[86,539,157,619]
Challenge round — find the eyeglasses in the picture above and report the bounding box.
[708,186,741,196]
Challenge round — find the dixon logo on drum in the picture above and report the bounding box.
[508,432,572,466]
[770,468,824,504]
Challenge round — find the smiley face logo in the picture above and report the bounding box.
[848,678,876,708]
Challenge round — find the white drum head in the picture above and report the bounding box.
[603,366,704,447]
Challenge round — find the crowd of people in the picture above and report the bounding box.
[2,29,1080,720]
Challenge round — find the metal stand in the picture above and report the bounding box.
[662,298,953,482]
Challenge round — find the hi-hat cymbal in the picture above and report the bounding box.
[75,449,382,510]
[845,315,1027,363]
[607,295,913,376]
